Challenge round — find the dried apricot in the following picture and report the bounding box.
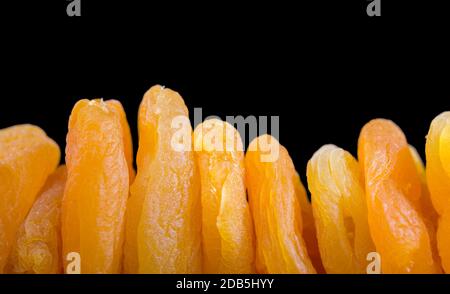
[62,99,130,273]
[307,144,375,273]
[293,167,325,274]
[425,112,450,273]
[106,100,135,183]
[193,119,254,273]
[7,165,67,274]
[124,85,202,274]
[409,145,441,270]
[410,145,439,228]
[358,119,440,273]
[0,124,60,273]
[245,135,316,274]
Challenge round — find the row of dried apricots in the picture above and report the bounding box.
[0,85,449,274]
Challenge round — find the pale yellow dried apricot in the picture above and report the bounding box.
[307,144,375,273]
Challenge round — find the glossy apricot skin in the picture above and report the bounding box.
[293,171,325,273]
[358,119,440,273]
[245,135,316,274]
[409,145,441,270]
[307,144,375,273]
[425,112,450,273]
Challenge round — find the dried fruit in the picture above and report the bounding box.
[410,145,439,227]
[62,99,130,273]
[7,165,67,274]
[245,135,316,274]
[124,85,202,274]
[409,145,441,271]
[293,167,325,273]
[106,100,135,183]
[307,144,375,273]
[358,119,440,273]
[0,124,60,273]
[193,119,255,273]
[426,112,450,273]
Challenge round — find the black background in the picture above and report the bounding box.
[1,274,450,292]
[1,1,449,188]
[1,0,450,289]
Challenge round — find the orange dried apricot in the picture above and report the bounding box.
[7,165,67,274]
[124,85,202,274]
[106,100,135,183]
[358,119,440,273]
[425,112,450,273]
[410,145,439,228]
[307,144,375,273]
[409,145,441,271]
[293,166,325,273]
[0,124,60,273]
[62,99,130,273]
[245,135,316,274]
[193,119,255,273]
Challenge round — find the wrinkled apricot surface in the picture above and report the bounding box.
[106,100,135,183]
[0,124,60,273]
[307,145,375,273]
[358,119,440,273]
[2,83,449,275]
[124,85,202,274]
[62,99,130,273]
[245,135,316,274]
[7,166,67,274]
[193,119,255,273]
